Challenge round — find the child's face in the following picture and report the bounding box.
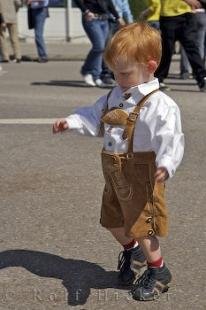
[112,60,150,91]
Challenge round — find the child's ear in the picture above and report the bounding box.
[147,60,158,73]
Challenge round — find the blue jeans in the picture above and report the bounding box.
[180,12,206,73]
[82,18,109,80]
[31,7,48,59]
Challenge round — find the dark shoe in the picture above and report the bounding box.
[131,264,172,301]
[199,77,206,92]
[118,246,146,286]
[180,71,190,80]
[39,58,48,63]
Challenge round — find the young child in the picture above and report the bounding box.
[53,22,184,301]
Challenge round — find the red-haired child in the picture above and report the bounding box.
[53,23,184,301]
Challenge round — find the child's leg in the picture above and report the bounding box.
[107,227,146,285]
[131,235,172,301]
[137,236,162,264]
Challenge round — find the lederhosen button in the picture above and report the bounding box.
[148,229,155,236]
[146,217,153,224]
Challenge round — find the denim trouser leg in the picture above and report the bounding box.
[180,12,206,74]
[32,8,48,59]
[82,19,109,80]
[196,12,206,60]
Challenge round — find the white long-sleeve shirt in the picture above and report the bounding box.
[66,78,184,178]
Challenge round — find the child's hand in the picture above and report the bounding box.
[53,119,69,134]
[154,167,169,183]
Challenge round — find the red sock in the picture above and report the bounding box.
[123,239,138,251]
[148,257,164,268]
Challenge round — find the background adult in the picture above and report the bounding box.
[155,0,206,91]
[180,6,206,79]
[0,0,22,63]
[27,0,49,63]
[74,0,124,87]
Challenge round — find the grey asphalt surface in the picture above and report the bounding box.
[0,44,206,310]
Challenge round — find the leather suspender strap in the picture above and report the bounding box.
[124,89,159,154]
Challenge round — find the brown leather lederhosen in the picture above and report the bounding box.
[100,90,168,239]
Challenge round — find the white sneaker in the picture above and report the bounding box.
[95,78,106,88]
[83,74,96,87]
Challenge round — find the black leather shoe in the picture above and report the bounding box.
[131,264,172,301]
[199,77,206,92]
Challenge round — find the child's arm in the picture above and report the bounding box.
[152,103,184,181]
[53,94,108,136]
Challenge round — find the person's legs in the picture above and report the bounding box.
[155,16,177,83]
[32,8,48,60]
[107,227,146,285]
[82,18,109,80]
[7,23,21,61]
[180,45,191,78]
[196,12,206,60]
[137,236,161,263]
[101,20,117,84]
[179,13,206,88]
[131,235,172,301]
[0,24,9,61]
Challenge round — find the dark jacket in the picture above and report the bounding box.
[74,0,120,19]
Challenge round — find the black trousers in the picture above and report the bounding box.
[155,13,206,86]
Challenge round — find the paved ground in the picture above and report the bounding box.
[17,41,90,61]
[0,49,206,310]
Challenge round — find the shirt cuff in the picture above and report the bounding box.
[156,156,175,178]
[66,115,82,130]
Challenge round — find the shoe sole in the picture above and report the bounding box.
[131,280,171,301]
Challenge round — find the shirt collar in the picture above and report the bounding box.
[121,78,159,103]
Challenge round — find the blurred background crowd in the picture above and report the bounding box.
[0,0,206,90]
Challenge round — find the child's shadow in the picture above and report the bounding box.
[0,249,127,306]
